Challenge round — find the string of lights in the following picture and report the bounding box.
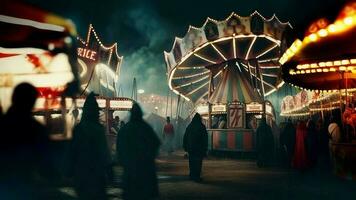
[280,14,356,65]
[280,112,310,117]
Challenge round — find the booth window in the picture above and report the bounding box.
[212,114,227,129]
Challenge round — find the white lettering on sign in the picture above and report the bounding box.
[212,104,226,112]
[246,103,263,112]
[109,100,133,109]
[77,48,97,61]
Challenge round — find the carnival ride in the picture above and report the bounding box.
[75,24,133,140]
[280,2,356,118]
[165,12,292,153]
[77,24,123,98]
[280,1,356,179]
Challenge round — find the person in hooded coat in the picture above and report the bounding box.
[306,119,318,168]
[183,113,208,182]
[256,117,275,167]
[70,93,111,200]
[162,116,175,155]
[292,120,309,170]
[0,103,3,119]
[318,118,331,169]
[116,103,160,200]
[280,119,296,168]
[0,83,49,200]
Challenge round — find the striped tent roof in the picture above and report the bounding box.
[209,64,262,104]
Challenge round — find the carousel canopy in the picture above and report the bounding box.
[164,11,291,104]
[280,1,356,91]
[209,63,262,104]
[280,90,341,117]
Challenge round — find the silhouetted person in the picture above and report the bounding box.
[218,115,227,129]
[0,103,3,118]
[293,121,309,171]
[328,117,341,143]
[183,113,208,182]
[256,117,274,167]
[0,83,49,200]
[328,117,341,168]
[212,116,219,129]
[72,108,80,125]
[120,120,126,129]
[163,116,175,155]
[280,119,296,168]
[306,119,318,168]
[111,116,120,135]
[70,93,111,200]
[318,119,331,169]
[117,103,160,200]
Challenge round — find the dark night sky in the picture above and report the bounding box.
[24,0,343,96]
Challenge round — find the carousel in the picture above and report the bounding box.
[280,1,356,179]
[280,90,342,118]
[165,12,291,153]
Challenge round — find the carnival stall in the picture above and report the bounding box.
[68,96,134,153]
[34,96,133,145]
[0,2,79,139]
[195,65,276,152]
[165,12,291,153]
[75,24,126,152]
[77,24,123,97]
[280,1,356,179]
[31,24,125,140]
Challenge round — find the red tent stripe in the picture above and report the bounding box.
[0,52,19,58]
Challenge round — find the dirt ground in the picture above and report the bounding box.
[54,151,356,200]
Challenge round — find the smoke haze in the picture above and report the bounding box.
[115,5,170,97]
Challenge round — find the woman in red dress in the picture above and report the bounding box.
[292,120,309,170]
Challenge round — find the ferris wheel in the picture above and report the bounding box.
[164,11,292,104]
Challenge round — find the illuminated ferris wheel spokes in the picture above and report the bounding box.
[165,12,291,103]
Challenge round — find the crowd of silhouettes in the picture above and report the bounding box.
[0,84,164,200]
[279,116,339,172]
[1,82,346,200]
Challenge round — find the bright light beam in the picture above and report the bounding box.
[194,53,217,64]
[245,36,257,60]
[256,44,278,59]
[262,73,278,78]
[211,43,227,61]
[233,37,237,58]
